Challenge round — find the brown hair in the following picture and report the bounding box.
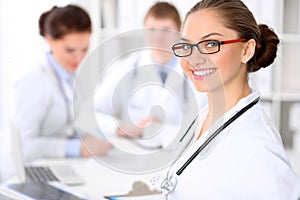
[39,4,92,39]
[185,0,280,72]
[144,2,181,30]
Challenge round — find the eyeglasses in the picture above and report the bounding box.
[172,38,247,57]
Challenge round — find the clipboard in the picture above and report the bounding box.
[104,181,163,200]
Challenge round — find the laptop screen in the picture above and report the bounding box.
[9,121,26,183]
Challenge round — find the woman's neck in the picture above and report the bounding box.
[207,81,251,124]
[197,81,251,139]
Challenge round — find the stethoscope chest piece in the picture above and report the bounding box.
[159,97,260,196]
[160,173,178,195]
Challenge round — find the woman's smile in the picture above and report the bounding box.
[190,67,217,80]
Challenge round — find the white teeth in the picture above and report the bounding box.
[193,69,215,76]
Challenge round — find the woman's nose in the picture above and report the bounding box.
[74,51,86,62]
[188,47,207,67]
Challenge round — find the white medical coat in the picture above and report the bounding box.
[11,57,74,162]
[94,51,207,147]
[160,90,300,200]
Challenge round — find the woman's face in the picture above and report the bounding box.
[46,31,90,73]
[180,9,247,92]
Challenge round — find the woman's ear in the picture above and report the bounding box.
[241,39,256,64]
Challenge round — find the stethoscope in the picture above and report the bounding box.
[47,53,74,136]
[160,96,260,198]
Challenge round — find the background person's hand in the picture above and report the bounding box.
[80,134,112,157]
[137,117,161,127]
[116,124,143,138]
[116,117,161,138]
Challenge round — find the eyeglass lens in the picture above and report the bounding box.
[173,38,246,57]
[173,40,220,56]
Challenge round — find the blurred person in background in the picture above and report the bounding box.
[94,2,207,149]
[12,4,111,162]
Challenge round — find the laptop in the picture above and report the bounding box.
[5,182,87,200]
[0,190,18,200]
[10,121,85,186]
[0,185,31,200]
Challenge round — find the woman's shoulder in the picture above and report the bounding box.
[222,103,284,162]
[240,103,281,139]
[15,64,55,91]
[225,104,289,164]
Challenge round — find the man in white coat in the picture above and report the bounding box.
[94,2,207,149]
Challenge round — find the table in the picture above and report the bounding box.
[2,136,169,200]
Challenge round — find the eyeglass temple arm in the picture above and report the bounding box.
[221,38,247,45]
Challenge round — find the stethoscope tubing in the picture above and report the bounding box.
[176,97,260,176]
[47,55,72,124]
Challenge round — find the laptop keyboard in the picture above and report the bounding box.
[25,166,59,182]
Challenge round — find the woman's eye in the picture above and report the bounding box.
[182,44,191,50]
[206,41,218,48]
[66,48,75,53]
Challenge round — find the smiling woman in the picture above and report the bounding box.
[157,0,300,199]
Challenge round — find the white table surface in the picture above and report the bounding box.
[1,136,166,200]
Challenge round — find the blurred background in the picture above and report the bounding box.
[0,0,299,179]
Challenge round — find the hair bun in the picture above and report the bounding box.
[38,6,58,37]
[250,24,280,72]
